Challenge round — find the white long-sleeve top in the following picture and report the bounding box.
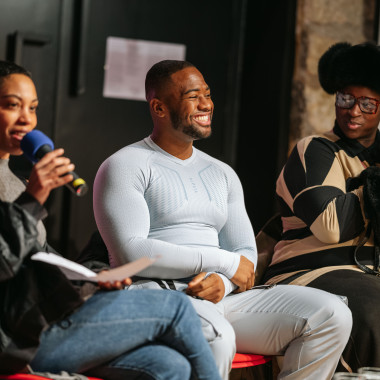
[93,136,257,296]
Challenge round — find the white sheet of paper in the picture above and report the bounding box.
[31,252,156,282]
[103,37,186,101]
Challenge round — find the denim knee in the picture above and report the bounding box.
[94,345,192,380]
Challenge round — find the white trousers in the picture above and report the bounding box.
[128,282,352,380]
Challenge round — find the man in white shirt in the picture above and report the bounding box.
[94,60,352,380]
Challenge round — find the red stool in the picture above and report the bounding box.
[2,356,272,380]
[232,352,272,368]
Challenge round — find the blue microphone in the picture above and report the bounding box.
[20,130,88,197]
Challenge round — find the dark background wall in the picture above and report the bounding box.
[0,0,296,258]
[236,0,296,234]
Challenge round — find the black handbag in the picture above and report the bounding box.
[354,166,380,275]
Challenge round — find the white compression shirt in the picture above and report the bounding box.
[93,136,257,295]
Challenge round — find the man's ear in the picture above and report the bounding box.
[150,98,167,118]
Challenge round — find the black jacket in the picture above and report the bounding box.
[0,195,83,373]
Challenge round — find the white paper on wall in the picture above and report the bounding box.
[103,37,186,101]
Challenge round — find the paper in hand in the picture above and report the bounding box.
[31,252,156,282]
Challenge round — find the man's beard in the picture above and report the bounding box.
[170,110,212,140]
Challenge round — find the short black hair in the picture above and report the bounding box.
[145,60,195,101]
[0,60,31,87]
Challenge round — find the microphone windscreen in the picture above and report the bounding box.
[21,130,55,163]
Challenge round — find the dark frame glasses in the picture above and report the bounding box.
[335,92,380,114]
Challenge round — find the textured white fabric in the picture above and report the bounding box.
[94,137,257,293]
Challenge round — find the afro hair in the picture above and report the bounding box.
[318,42,380,95]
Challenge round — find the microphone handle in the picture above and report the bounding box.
[67,171,88,197]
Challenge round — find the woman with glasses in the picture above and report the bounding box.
[263,42,380,372]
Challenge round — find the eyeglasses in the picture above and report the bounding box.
[336,92,380,114]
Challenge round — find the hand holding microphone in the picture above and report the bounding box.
[20,130,88,204]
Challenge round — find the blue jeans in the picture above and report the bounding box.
[31,289,221,380]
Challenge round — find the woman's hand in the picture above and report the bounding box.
[25,148,75,205]
[98,277,132,291]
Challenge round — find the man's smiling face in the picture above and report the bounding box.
[165,66,214,141]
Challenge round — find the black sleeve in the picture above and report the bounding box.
[76,230,110,273]
[0,199,43,282]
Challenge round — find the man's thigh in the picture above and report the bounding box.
[220,284,347,355]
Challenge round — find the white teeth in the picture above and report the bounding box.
[195,116,208,121]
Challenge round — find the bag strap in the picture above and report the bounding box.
[151,279,176,290]
[165,279,176,290]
